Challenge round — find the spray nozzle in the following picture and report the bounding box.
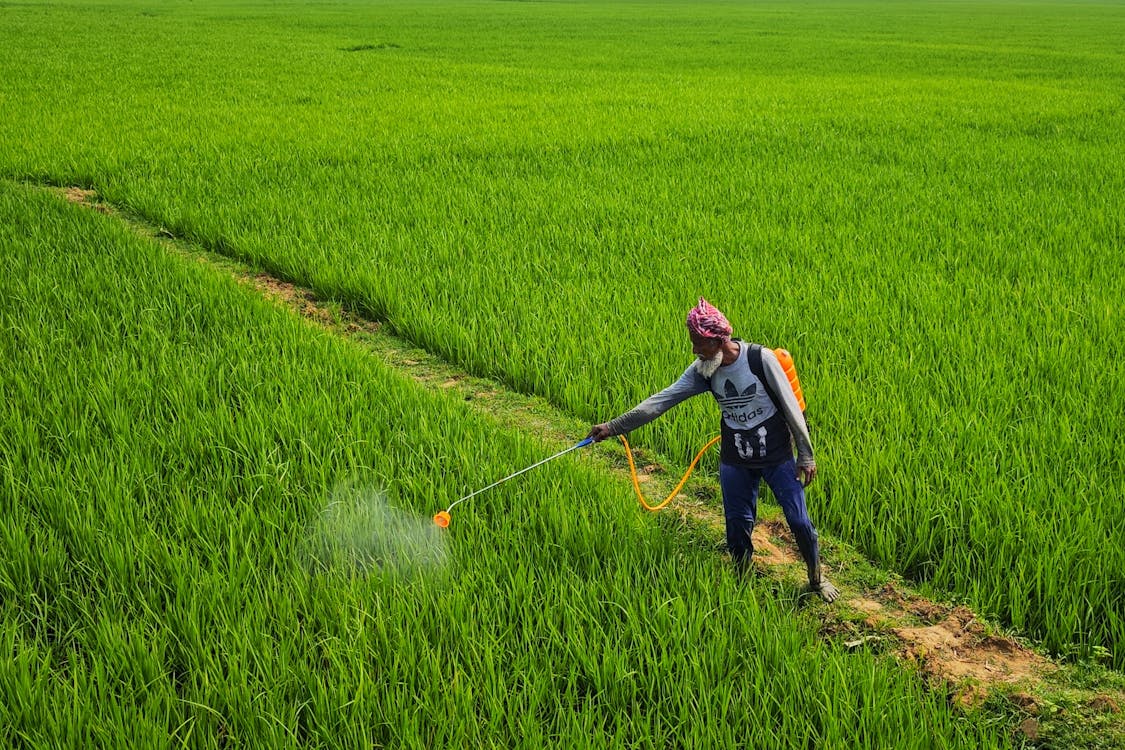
[433,510,451,528]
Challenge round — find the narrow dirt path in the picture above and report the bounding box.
[53,186,1125,747]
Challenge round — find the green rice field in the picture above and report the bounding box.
[2,0,1123,746]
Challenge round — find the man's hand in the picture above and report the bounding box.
[797,462,817,487]
[587,423,614,442]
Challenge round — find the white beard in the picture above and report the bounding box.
[695,350,724,378]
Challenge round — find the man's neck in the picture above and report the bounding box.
[721,340,740,367]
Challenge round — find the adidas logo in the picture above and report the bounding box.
[721,379,757,406]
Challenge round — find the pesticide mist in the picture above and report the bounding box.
[305,480,449,577]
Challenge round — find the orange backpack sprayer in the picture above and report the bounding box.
[773,348,806,412]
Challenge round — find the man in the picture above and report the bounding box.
[587,298,840,603]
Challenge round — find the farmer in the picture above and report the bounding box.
[587,298,839,603]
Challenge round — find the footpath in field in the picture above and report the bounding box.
[55,185,1125,748]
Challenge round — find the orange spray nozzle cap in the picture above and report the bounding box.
[433,511,451,528]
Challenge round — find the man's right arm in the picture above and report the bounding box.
[589,364,710,441]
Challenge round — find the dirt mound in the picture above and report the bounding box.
[753,519,802,566]
[893,605,1053,696]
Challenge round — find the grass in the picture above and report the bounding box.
[14,0,1118,665]
[0,180,1014,747]
[1,0,1123,741]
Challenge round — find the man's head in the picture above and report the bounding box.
[686,297,732,342]
[687,298,732,377]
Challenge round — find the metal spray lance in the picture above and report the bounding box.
[434,437,594,527]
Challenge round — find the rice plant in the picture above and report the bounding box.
[0,182,1010,747]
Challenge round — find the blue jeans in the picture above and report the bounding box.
[719,459,819,569]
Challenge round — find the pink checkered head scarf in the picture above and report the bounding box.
[686,297,732,342]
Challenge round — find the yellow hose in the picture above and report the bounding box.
[619,434,721,511]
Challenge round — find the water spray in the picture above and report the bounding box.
[434,437,594,527]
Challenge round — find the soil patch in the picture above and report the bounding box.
[894,607,1053,690]
[753,519,802,566]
